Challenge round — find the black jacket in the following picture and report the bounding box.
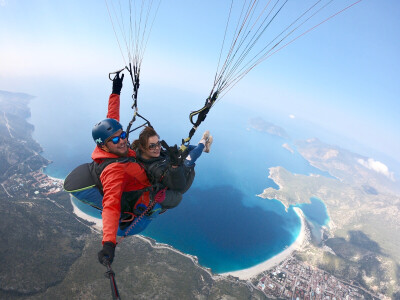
[136,149,195,208]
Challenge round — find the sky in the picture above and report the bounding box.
[1,0,400,173]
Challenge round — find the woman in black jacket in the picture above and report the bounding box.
[131,126,213,199]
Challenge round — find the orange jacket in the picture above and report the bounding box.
[91,94,151,244]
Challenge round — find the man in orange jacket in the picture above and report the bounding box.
[93,73,164,266]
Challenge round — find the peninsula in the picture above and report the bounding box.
[257,138,400,298]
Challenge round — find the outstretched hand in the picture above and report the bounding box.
[112,73,124,95]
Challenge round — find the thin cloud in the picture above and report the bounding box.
[0,0,6,7]
[357,158,395,181]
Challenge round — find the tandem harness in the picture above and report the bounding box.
[63,156,159,235]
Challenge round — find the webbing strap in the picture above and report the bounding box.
[116,200,156,244]
[123,63,153,139]
[93,157,138,195]
[126,112,152,139]
[180,91,219,152]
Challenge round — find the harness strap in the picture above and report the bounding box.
[126,111,152,139]
[181,91,219,152]
[92,157,160,227]
[123,63,152,140]
[116,200,157,244]
[119,183,155,221]
[120,212,135,223]
[92,157,138,195]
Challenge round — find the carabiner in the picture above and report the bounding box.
[108,67,125,81]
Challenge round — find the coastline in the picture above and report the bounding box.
[220,207,308,280]
[69,198,220,279]
[70,197,103,231]
[45,171,103,232]
[70,196,309,281]
[67,179,309,281]
[47,174,64,184]
[69,198,217,277]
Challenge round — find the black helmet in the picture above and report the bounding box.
[92,118,123,146]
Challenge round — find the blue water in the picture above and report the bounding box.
[296,197,330,227]
[29,82,332,273]
[144,186,300,273]
[293,197,330,244]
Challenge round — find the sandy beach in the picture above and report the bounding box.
[220,207,308,280]
[47,174,64,183]
[70,194,309,281]
[70,197,103,231]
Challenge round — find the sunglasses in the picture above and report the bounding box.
[148,141,161,150]
[108,131,127,144]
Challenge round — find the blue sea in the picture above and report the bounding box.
[29,82,330,273]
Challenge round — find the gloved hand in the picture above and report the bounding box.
[98,242,116,265]
[152,187,167,203]
[167,144,181,166]
[112,73,124,95]
[160,140,182,166]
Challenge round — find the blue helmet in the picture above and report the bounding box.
[92,118,123,146]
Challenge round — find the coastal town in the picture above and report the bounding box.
[0,169,64,199]
[254,257,382,299]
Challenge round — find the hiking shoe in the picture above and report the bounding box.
[199,130,210,145]
[202,130,210,141]
[204,135,213,153]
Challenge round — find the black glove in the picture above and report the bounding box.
[98,242,116,265]
[168,145,181,166]
[112,73,124,95]
[161,140,182,166]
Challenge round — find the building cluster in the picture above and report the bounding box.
[1,170,63,198]
[255,257,381,299]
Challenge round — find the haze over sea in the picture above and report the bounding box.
[29,82,330,273]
